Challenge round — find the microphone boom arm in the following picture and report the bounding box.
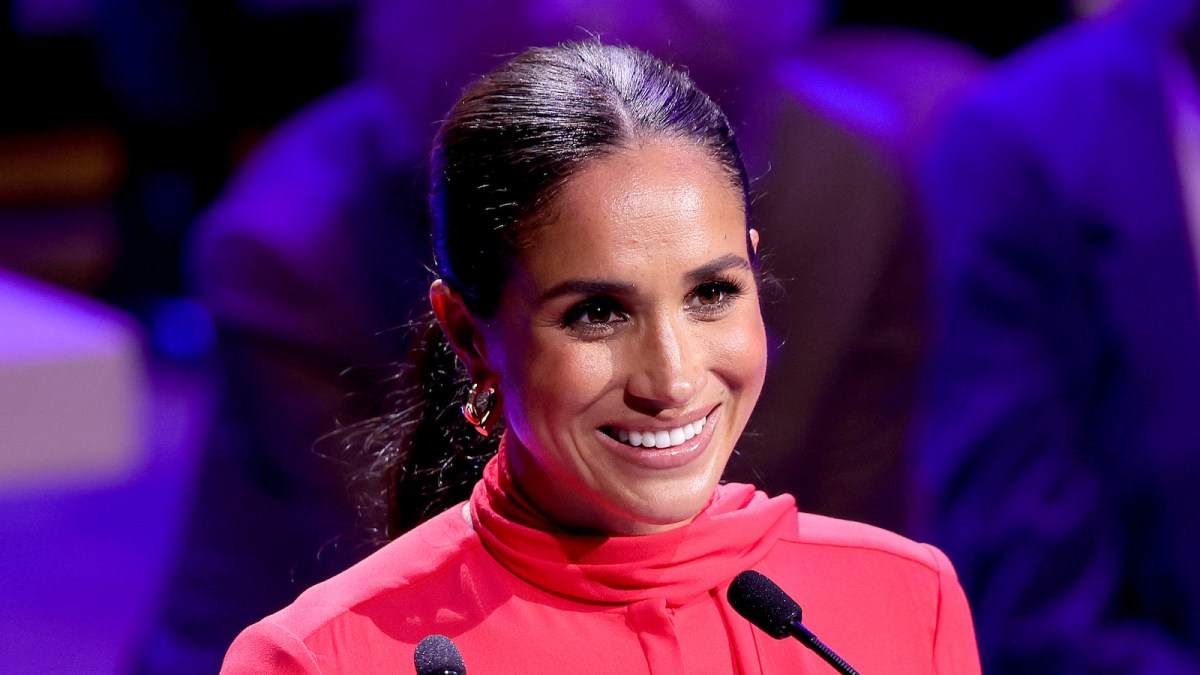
[788,620,860,675]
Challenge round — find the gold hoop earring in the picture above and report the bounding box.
[462,382,497,437]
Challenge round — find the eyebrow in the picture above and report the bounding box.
[539,279,637,303]
[685,253,753,285]
[538,253,753,304]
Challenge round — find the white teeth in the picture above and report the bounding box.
[609,415,708,449]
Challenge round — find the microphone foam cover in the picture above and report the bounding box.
[727,570,803,639]
[414,634,466,675]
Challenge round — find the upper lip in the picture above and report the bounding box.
[601,405,716,433]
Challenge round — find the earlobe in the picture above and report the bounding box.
[431,280,502,437]
[430,280,491,379]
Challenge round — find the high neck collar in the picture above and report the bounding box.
[469,440,798,608]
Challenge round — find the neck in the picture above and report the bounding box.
[499,432,701,537]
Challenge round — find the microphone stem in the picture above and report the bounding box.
[791,622,861,675]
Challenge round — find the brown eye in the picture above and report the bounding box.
[694,283,729,306]
[580,303,623,324]
[562,297,629,337]
[686,279,744,316]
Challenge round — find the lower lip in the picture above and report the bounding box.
[597,407,721,471]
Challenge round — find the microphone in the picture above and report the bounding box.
[728,570,861,675]
[414,634,466,675]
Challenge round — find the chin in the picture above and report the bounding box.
[613,475,722,535]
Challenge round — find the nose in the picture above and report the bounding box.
[625,316,704,411]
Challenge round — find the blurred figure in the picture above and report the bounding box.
[746,26,982,532]
[92,0,357,315]
[132,82,426,675]
[93,0,242,312]
[536,0,982,532]
[136,0,982,669]
[917,0,1200,671]
[133,2,540,673]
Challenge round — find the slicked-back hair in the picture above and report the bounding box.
[431,40,750,317]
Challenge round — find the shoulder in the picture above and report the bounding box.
[284,504,480,632]
[196,79,421,251]
[755,513,978,673]
[222,505,481,671]
[221,620,320,674]
[229,80,420,192]
[785,512,958,582]
[949,15,1158,144]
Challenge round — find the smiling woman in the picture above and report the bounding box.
[461,139,766,536]
[221,42,980,674]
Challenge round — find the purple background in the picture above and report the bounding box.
[1,0,1168,673]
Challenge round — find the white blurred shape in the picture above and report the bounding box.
[0,268,146,491]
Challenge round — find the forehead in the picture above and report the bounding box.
[515,141,747,284]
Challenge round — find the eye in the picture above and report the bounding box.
[694,282,731,306]
[686,279,744,316]
[562,297,628,336]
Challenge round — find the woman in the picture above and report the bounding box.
[221,42,979,674]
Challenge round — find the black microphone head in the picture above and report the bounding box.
[414,634,466,675]
[727,570,803,639]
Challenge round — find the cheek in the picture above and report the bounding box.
[711,312,768,396]
[507,338,616,427]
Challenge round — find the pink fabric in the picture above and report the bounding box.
[221,449,980,674]
[471,442,797,607]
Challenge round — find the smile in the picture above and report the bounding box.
[602,416,709,449]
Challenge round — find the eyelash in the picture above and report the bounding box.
[688,277,745,316]
[560,276,747,337]
[561,297,628,337]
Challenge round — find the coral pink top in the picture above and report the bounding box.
[221,447,980,674]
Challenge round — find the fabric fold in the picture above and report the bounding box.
[469,439,798,608]
[627,598,686,674]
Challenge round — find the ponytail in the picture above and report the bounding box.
[346,312,501,541]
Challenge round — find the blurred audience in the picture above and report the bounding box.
[93,0,238,311]
[134,0,989,671]
[545,0,983,532]
[9,0,1116,672]
[916,0,1200,671]
[742,26,981,532]
[130,81,424,675]
[131,2,549,672]
[91,0,356,337]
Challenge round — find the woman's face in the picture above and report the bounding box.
[478,140,767,535]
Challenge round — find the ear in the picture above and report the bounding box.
[430,279,493,380]
[749,228,760,255]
